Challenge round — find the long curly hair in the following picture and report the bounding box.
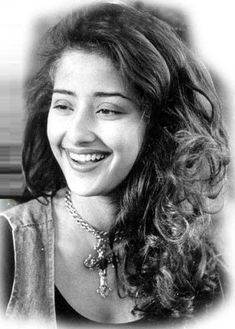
[22,2,230,320]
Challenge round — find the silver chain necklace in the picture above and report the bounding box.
[64,189,119,298]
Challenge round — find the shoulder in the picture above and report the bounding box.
[0,196,52,230]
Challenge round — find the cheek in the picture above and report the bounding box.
[47,112,64,147]
[106,123,145,160]
[126,123,145,151]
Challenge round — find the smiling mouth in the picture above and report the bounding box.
[68,151,109,164]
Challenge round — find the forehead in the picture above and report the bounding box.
[52,50,129,93]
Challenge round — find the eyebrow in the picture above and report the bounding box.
[53,89,76,96]
[52,89,134,102]
[94,91,133,102]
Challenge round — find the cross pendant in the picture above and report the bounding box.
[96,268,112,298]
[83,234,113,298]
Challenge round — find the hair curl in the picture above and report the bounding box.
[22,2,230,320]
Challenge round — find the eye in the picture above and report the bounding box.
[97,109,120,115]
[55,105,69,110]
[52,102,74,113]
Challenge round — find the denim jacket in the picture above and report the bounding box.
[1,197,56,327]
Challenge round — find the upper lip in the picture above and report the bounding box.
[62,147,111,155]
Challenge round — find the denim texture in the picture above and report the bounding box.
[1,197,56,327]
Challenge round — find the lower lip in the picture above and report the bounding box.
[65,151,110,173]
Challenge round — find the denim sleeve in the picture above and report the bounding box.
[0,215,14,312]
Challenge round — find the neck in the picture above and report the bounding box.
[70,191,117,232]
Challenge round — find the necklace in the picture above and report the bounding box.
[64,189,119,298]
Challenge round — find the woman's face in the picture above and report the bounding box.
[47,50,146,196]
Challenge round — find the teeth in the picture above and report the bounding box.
[69,152,106,163]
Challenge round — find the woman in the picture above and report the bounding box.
[0,1,229,326]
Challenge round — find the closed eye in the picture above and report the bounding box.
[98,109,118,114]
[96,108,122,116]
[96,106,126,121]
[53,104,73,112]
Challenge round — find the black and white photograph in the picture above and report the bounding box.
[0,0,234,328]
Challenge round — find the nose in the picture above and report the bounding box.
[66,103,96,145]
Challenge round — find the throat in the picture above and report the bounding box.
[70,192,117,232]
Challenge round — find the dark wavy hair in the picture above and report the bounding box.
[22,1,230,321]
